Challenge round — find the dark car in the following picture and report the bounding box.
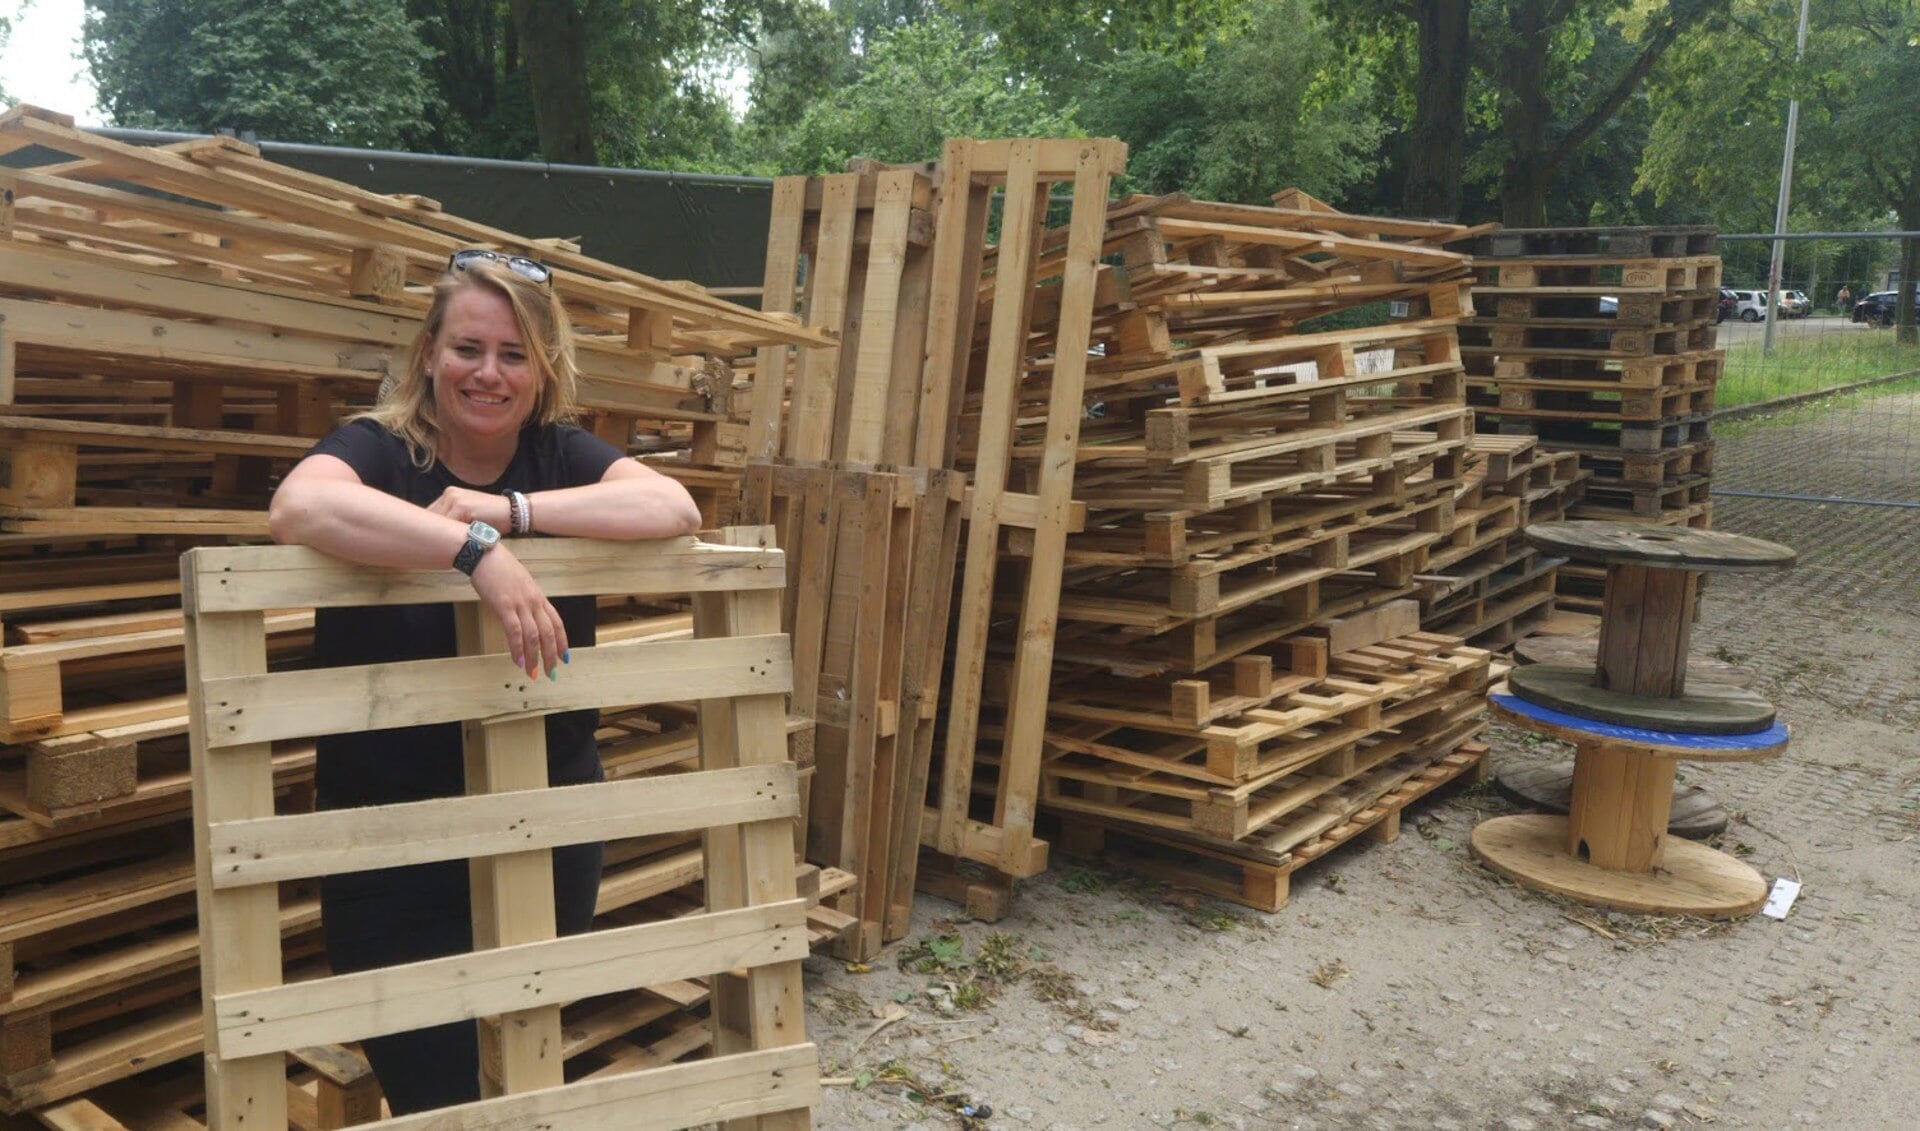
[1853,290,1904,326]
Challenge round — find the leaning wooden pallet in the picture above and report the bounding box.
[921,139,1129,911]
[734,162,971,960]
[182,535,817,1130]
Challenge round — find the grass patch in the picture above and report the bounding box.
[1718,327,1920,409]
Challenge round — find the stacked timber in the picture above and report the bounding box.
[738,141,1127,954]
[0,105,837,1126]
[1412,434,1588,646]
[923,190,1498,915]
[1454,225,1721,612]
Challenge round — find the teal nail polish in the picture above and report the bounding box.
[547,666,558,681]
[562,650,571,664]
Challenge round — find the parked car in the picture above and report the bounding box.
[1726,289,1770,322]
[1717,288,1736,323]
[1852,291,1898,326]
[1780,290,1812,318]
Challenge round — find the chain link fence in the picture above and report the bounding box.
[1712,232,1920,506]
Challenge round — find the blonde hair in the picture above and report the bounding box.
[362,259,580,469]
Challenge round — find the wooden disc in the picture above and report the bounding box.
[1509,664,1775,735]
[1471,814,1767,918]
[1513,635,1753,688]
[1495,759,1727,839]
[1523,521,1797,573]
[1488,688,1790,763]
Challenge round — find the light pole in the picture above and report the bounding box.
[1763,0,1813,357]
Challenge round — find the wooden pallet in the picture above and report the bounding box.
[1485,413,1712,453]
[1466,379,1716,423]
[1460,225,1716,260]
[1054,740,1490,912]
[1482,293,1718,327]
[1470,256,1721,294]
[181,535,816,1130]
[738,462,964,959]
[928,139,1128,886]
[1572,476,1715,519]
[1459,321,1717,359]
[1038,663,1487,843]
[1563,441,1715,487]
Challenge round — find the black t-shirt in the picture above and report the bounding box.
[304,417,622,809]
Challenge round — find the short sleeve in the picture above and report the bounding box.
[304,418,410,495]
[553,424,625,487]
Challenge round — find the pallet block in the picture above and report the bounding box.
[182,534,815,1130]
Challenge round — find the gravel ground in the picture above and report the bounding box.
[802,396,1920,1130]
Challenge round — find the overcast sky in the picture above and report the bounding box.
[3,0,99,125]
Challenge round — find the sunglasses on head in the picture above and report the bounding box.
[447,248,553,286]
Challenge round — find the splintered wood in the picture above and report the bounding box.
[182,537,816,1130]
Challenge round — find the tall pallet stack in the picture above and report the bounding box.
[1454,225,1720,612]
[921,191,1498,915]
[737,141,1130,952]
[0,106,838,1128]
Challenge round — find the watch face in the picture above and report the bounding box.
[470,521,501,548]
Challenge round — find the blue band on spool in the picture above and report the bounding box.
[1491,692,1790,751]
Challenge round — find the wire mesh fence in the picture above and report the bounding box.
[1713,233,1920,505]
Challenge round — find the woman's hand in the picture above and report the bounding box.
[428,486,511,529]
[467,545,569,679]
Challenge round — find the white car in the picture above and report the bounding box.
[1726,290,1770,322]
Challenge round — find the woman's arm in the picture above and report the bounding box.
[270,454,475,568]
[425,459,703,541]
[270,455,569,678]
[525,459,703,539]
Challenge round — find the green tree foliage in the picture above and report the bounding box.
[778,15,1073,172]
[83,0,437,148]
[1079,0,1387,204]
[1639,0,1920,336]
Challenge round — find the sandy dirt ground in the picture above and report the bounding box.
[802,397,1920,1130]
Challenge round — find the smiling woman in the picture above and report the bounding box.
[263,251,702,1115]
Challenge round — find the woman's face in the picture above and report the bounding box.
[429,284,540,449]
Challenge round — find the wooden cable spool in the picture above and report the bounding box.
[1471,520,1796,918]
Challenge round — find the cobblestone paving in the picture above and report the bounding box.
[805,396,1920,1129]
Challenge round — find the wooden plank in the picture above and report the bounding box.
[913,141,991,468]
[746,177,808,461]
[181,537,784,614]
[842,170,917,464]
[209,902,809,1059]
[180,582,287,1131]
[691,534,811,1130]
[786,175,858,463]
[207,765,800,887]
[370,1044,819,1131]
[455,603,564,1098]
[197,632,792,748]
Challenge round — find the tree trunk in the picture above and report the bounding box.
[1403,0,1472,220]
[1499,0,1554,227]
[506,0,596,165]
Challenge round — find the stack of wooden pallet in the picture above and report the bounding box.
[1413,434,1588,646]
[738,141,1129,951]
[0,105,837,1126]
[1454,225,1720,611]
[921,191,1501,914]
